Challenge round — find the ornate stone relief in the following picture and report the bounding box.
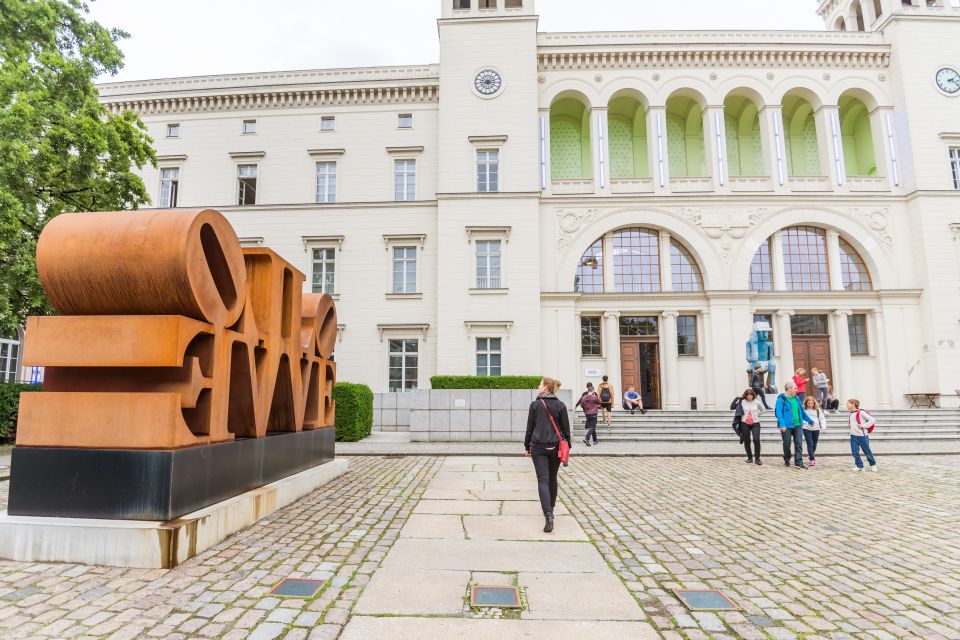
[846,207,894,249]
[556,209,607,249]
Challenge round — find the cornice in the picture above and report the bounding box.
[540,289,923,303]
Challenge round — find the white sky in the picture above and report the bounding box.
[86,0,825,83]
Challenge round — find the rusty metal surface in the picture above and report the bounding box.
[17,209,337,450]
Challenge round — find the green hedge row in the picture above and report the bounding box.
[332,382,374,442]
[0,383,42,444]
[430,376,542,390]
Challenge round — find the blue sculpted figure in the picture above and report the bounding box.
[745,320,777,391]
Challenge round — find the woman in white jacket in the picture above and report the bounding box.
[737,388,766,465]
[802,397,827,467]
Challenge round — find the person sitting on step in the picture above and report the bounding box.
[622,387,646,415]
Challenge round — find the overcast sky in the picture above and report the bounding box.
[86,0,825,83]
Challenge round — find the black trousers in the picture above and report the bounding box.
[531,449,561,516]
[584,413,598,443]
[752,386,771,409]
[742,423,761,458]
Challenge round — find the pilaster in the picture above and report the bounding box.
[603,312,622,400]
[661,311,681,410]
[775,310,795,390]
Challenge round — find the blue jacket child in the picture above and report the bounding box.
[775,392,814,430]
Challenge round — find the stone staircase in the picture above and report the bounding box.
[571,409,960,444]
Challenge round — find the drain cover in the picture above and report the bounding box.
[674,589,737,611]
[471,586,522,608]
[269,578,326,598]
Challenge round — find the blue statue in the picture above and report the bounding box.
[746,320,776,391]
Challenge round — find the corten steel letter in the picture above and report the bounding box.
[16,209,336,450]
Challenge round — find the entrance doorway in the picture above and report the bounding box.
[791,315,832,392]
[619,316,662,410]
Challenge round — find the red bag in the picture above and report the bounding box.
[540,399,570,465]
[855,410,876,434]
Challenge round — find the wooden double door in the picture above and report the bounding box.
[620,338,661,410]
[792,338,832,390]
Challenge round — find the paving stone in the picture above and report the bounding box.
[382,538,609,573]
[340,617,660,639]
[519,572,645,621]
[463,515,587,541]
[354,569,469,615]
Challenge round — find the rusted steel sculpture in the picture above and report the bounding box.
[8,209,337,520]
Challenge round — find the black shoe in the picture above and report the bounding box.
[583,438,591,447]
[630,409,635,415]
[795,463,807,470]
[756,459,762,466]
[593,440,599,445]
[544,513,554,533]
[640,408,647,415]
[745,457,754,464]
[784,459,790,467]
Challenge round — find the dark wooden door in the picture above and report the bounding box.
[620,339,661,410]
[792,337,832,390]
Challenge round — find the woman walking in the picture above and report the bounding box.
[737,388,765,465]
[597,375,615,432]
[575,382,602,446]
[802,396,827,466]
[811,368,830,407]
[525,377,571,533]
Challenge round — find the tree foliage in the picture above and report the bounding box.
[0,0,155,335]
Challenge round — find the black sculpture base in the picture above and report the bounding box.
[7,428,335,521]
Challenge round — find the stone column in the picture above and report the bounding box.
[832,309,853,403]
[647,106,668,192]
[661,311,681,409]
[826,229,844,291]
[774,309,795,391]
[816,104,845,187]
[772,231,787,291]
[705,105,726,190]
[539,108,551,192]
[659,230,673,292]
[869,106,894,186]
[590,107,607,196]
[702,309,716,408]
[603,312,622,398]
[873,309,892,408]
[762,105,787,190]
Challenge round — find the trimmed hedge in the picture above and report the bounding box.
[333,382,374,442]
[430,376,542,390]
[0,383,42,444]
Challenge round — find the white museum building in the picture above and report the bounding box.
[98,0,960,409]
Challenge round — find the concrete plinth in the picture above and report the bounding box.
[0,458,348,569]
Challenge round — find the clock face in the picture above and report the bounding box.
[474,69,502,96]
[936,67,960,94]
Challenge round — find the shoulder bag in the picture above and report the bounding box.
[540,399,570,465]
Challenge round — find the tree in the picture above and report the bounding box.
[0,0,155,336]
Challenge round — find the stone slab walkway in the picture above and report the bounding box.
[342,455,658,639]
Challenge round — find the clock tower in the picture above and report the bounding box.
[433,0,543,377]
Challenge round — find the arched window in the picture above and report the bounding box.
[855,2,866,29]
[836,16,847,30]
[608,95,649,179]
[749,240,773,291]
[550,98,592,180]
[723,93,764,177]
[575,238,603,293]
[783,226,830,291]
[839,93,878,177]
[839,238,873,290]
[614,228,661,292]
[782,92,822,177]
[874,0,883,18]
[666,94,707,178]
[573,229,704,293]
[670,241,704,292]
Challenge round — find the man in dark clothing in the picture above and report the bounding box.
[575,382,602,446]
[751,365,772,410]
[525,378,571,533]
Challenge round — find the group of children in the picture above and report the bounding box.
[732,384,879,471]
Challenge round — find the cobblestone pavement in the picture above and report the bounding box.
[1,455,959,639]
[0,456,441,640]
[561,456,960,640]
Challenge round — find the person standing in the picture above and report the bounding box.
[597,375,615,432]
[792,368,808,402]
[623,386,645,415]
[525,377,571,533]
[847,399,878,472]
[775,381,814,469]
[811,368,830,407]
[802,396,827,467]
[751,365,772,410]
[737,388,765,465]
[575,382,602,447]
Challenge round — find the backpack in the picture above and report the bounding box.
[599,386,612,402]
[854,410,876,434]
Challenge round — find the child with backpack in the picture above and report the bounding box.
[847,399,878,472]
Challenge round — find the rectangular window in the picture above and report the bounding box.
[392,246,417,294]
[455,0,470,8]
[477,150,500,192]
[475,240,502,288]
[481,0,496,7]
[394,159,416,201]
[790,314,829,335]
[0,340,20,383]
[242,119,257,135]
[619,316,658,337]
[950,147,960,189]
[315,161,336,203]
[321,116,336,132]
[388,339,419,392]
[311,247,336,294]
[237,164,257,205]
[580,316,602,357]
[505,0,523,6]
[476,338,502,376]
[398,113,413,129]
[677,315,699,356]
[159,167,180,208]
[849,313,869,355]
[166,123,180,138]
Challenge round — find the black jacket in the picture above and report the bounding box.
[525,394,571,452]
[751,372,764,389]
